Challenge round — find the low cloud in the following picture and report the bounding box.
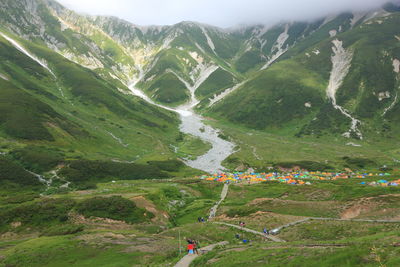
[57,0,394,27]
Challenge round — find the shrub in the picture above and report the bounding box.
[59,160,171,186]
[0,198,76,231]
[41,224,84,236]
[77,196,152,223]
[11,146,64,173]
[274,161,334,171]
[0,156,42,187]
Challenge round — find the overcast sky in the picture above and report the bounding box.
[57,0,393,27]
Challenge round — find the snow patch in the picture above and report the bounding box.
[351,12,366,28]
[363,9,391,24]
[261,24,290,70]
[329,30,337,37]
[200,26,216,54]
[312,49,320,55]
[27,170,51,187]
[250,25,270,52]
[195,43,206,54]
[382,92,398,117]
[0,73,9,81]
[161,30,181,50]
[208,82,246,107]
[61,50,104,69]
[322,15,337,26]
[326,39,362,139]
[167,64,219,109]
[189,51,204,64]
[377,91,391,101]
[0,32,56,78]
[393,59,400,73]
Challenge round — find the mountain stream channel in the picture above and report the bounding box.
[128,82,236,174]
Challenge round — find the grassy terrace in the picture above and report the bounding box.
[1,174,400,266]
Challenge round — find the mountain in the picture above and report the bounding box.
[2,2,400,265]
[0,0,208,190]
[0,0,400,183]
[207,6,400,142]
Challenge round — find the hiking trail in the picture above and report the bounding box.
[271,217,400,233]
[209,183,229,219]
[213,222,286,242]
[174,241,228,267]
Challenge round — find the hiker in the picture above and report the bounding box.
[197,217,201,223]
[263,228,269,235]
[201,217,205,222]
[187,243,194,254]
[194,240,200,254]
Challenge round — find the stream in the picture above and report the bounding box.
[128,84,235,174]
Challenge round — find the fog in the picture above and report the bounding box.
[57,0,396,27]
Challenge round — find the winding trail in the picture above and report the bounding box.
[209,184,229,219]
[213,222,286,242]
[174,241,228,267]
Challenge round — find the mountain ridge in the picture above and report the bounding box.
[0,0,400,179]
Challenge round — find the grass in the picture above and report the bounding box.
[2,177,400,266]
[175,133,212,160]
[203,117,400,171]
[191,240,400,267]
[0,236,149,267]
[279,220,400,242]
[2,6,400,267]
[195,68,237,100]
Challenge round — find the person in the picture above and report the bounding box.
[201,217,205,222]
[263,228,269,235]
[197,217,201,223]
[187,243,194,254]
[194,240,200,254]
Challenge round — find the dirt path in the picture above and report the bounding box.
[174,241,228,267]
[213,222,285,242]
[209,184,229,219]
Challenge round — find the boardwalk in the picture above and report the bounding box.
[271,217,400,233]
[209,183,229,219]
[174,241,228,267]
[213,222,286,242]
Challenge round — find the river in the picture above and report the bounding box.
[128,84,235,174]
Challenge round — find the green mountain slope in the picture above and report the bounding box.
[207,8,400,142]
[0,0,400,179]
[0,28,199,189]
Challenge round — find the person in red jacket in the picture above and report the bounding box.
[187,243,194,254]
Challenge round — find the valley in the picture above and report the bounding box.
[1,0,400,266]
